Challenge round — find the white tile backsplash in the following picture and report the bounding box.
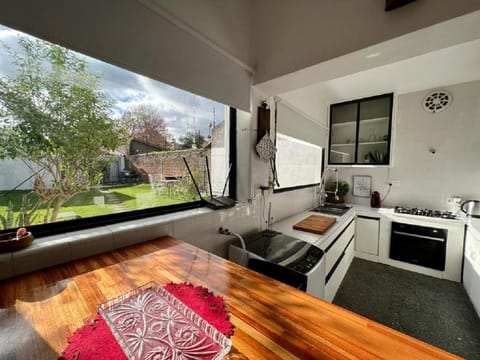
[271,187,316,222]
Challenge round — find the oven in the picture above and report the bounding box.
[390,221,447,271]
[379,211,465,282]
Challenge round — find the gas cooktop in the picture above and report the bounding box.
[394,206,457,220]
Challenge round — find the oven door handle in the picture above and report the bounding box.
[393,230,445,242]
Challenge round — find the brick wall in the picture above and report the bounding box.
[129,148,210,182]
[128,121,225,187]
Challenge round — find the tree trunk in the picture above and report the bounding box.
[50,197,66,223]
[43,198,55,223]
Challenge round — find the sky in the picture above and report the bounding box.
[0,24,225,141]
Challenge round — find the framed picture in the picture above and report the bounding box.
[353,176,371,197]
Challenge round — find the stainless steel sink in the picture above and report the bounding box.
[313,204,352,216]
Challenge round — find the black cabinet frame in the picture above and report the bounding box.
[328,93,393,165]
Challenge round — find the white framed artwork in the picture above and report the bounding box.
[353,175,371,197]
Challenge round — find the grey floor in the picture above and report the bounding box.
[333,258,480,360]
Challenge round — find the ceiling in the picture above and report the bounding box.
[255,11,480,122]
[288,38,480,103]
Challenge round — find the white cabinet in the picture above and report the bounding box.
[324,218,355,302]
[325,219,355,275]
[325,238,354,302]
[355,215,380,260]
[272,211,356,302]
[463,225,480,317]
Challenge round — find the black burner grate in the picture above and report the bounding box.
[394,206,457,220]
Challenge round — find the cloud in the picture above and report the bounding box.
[0,27,24,77]
[0,24,226,142]
[83,45,225,140]
[0,27,22,40]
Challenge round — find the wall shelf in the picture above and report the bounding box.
[330,149,350,155]
[359,117,389,124]
[359,141,388,145]
[331,117,389,127]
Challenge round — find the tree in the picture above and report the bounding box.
[0,37,124,224]
[121,104,171,149]
[179,130,206,149]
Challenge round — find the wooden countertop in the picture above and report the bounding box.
[0,236,461,359]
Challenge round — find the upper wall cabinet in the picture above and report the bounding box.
[328,93,393,165]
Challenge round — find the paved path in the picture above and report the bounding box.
[102,191,130,213]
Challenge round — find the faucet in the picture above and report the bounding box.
[319,168,338,206]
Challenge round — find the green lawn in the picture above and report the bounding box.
[0,183,193,230]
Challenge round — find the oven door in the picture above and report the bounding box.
[390,222,447,271]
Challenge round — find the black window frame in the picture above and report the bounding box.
[0,109,237,238]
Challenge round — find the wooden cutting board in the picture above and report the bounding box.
[293,215,337,235]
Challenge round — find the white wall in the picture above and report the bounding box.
[0,159,35,191]
[0,159,56,191]
[280,89,328,126]
[148,0,254,69]
[176,88,320,257]
[338,80,480,210]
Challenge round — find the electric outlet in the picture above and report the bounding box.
[446,196,462,205]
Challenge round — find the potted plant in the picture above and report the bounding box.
[325,181,349,203]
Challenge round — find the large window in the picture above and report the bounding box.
[275,133,322,189]
[274,101,327,191]
[0,24,232,236]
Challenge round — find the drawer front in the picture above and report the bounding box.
[325,238,354,302]
[325,220,355,275]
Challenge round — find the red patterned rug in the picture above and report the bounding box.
[60,282,234,360]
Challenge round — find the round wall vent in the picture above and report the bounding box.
[423,91,452,113]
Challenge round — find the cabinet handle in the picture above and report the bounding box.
[393,230,445,242]
[325,218,355,252]
[326,235,354,283]
[357,215,380,221]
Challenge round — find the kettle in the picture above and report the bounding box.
[461,200,480,218]
[370,191,382,208]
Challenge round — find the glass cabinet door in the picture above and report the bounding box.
[328,93,392,165]
[357,96,392,164]
[329,102,357,164]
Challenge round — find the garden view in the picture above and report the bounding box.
[0,27,226,231]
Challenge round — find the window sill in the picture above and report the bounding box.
[0,207,214,280]
[274,183,319,193]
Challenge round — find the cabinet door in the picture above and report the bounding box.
[464,227,480,316]
[355,216,379,255]
[329,102,357,164]
[328,93,393,165]
[357,95,392,165]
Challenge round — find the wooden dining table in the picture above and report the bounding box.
[0,235,461,359]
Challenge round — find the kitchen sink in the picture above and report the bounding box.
[313,204,352,216]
